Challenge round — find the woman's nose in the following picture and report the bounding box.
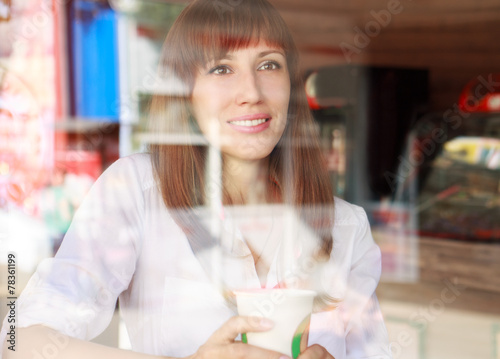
[235,70,263,105]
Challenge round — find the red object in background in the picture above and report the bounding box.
[54,150,102,180]
[307,94,322,110]
[305,71,322,110]
[458,74,500,112]
[6,183,24,205]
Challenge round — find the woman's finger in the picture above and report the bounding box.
[298,344,335,359]
[219,342,289,359]
[209,316,274,343]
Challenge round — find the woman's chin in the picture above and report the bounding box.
[221,146,275,163]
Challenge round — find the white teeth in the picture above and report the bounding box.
[229,118,268,127]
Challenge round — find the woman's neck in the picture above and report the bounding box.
[223,156,271,205]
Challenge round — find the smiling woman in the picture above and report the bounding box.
[191,43,290,171]
[147,0,338,265]
[1,1,391,359]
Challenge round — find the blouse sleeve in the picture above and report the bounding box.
[342,206,392,359]
[1,156,144,341]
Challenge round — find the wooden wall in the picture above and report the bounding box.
[164,0,500,110]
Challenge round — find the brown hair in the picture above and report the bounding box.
[148,0,334,258]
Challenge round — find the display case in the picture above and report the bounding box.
[408,112,500,242]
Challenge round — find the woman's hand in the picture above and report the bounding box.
[298,344,335,359]
[189,316,289,359]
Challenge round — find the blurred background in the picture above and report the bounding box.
[0,0,499,358]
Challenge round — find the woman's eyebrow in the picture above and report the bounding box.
[211,50,284,64]
[258,50,285,58]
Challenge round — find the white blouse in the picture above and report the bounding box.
[1,153,391,359]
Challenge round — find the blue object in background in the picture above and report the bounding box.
[71,0,119,121]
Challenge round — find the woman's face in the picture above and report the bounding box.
[191,41,290,162]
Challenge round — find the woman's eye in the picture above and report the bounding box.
[209,66,232,75]
[258,61,281,71]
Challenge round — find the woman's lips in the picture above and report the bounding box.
[227,114,272,133]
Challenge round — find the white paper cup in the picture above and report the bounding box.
[234,288,316,358]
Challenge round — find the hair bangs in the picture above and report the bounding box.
[179,0,294,73]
